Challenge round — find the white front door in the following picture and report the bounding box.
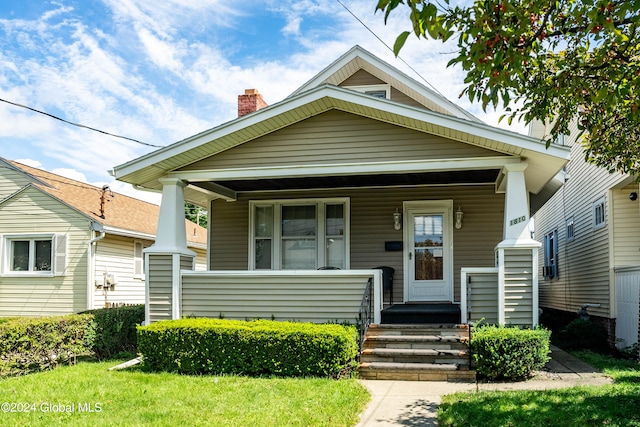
[404,202,453,302]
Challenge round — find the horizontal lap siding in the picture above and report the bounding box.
[181,273,370,323]
[93,235,149,307]
[612,185,640,268]
[210,186,503,303]
[147,255,173,322]
[0,188,90,316]
[0,167,30,200]
[182,110,499,170]
[504,250,533,326]
[535,120,624,318]
[467,272,499,324]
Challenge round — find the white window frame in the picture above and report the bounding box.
[344,84,391,99]
[1,233,65,277]
[566,216,575,242]
[543,229,558,280]
[593,197,606,230]
[248,198,350,270]
[133,240,150,279]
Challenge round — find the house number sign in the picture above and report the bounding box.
[509,216,527,226]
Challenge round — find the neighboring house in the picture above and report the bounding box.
[113,46,570,327]
[0,158,207,317]
[532,120,640,349]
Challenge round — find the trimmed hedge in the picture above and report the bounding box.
[471,325,551,380]
[81,304,145,359]
[0,314,95,377]
[137,318,358,378]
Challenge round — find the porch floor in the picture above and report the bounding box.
[381,303,461,324]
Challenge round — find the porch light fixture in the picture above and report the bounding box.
[455,206,464,229]
[393,209,402,230]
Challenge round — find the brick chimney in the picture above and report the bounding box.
[238,89,267,117]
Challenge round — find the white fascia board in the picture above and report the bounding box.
[289,45,480,122]
[169,156,520,182]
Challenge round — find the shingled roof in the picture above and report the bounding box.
[3,159,207,246]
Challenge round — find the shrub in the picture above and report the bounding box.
[81,305,145,360]
[471,324,551,381]
[0,314,95,377]
[137,318,358,378]
[554,318,608,351]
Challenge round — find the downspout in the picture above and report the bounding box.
[87,222,106,310]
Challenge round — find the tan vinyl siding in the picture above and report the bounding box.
[181,110,502,171]
[181,254,194,271]
[210,185,504,303]
[465,270,499,324]
[503,249,534,326]
[181,271,372,323]
[535,119,626,318]
[339,69,385,86]
[390,87,425,108]
[147,254,173,322]
[611,184,640,268]
[0,188,90,316]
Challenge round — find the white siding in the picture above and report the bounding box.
[93,235,150,308]
[0,187,91,316]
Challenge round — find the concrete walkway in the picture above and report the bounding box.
[355,345,613,426]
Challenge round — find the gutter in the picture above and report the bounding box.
[87,222,106,310]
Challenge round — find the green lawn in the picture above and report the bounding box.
[438,351,640,427]
[0,360,370,427]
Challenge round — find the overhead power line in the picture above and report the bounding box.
[0,97,162,148]
[335,0,448,99]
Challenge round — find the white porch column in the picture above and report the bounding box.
[155,178,191,252]
[496,163,541,327]
[501,163,537,245]
[144,177,196,324]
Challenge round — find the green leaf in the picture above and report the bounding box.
[393,31,411,56]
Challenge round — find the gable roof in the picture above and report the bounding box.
[0,158,207,246]
[113,46,570,208]
[290,45,481,123]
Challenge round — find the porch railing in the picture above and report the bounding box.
[178,269,383,325]
[461,267,499,324]
[357,278,373,351]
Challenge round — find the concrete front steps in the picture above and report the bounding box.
[359,324,476,382]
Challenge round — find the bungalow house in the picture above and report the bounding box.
[0,158,207,317]
[532,120,640,349]
[112,45,570,332]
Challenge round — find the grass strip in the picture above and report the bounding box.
[0,360,370,427]
[438,351,640,427]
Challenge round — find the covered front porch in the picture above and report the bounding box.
[140,158,545,329]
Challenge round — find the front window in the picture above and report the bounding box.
[7,237,52,272]
[250,199,349,270]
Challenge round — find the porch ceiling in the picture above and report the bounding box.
[192,169,500,192]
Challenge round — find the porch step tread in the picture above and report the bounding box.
[360,362,464,371]
[370,323,469,329]
[366,334,463,342]
[361,348,468,357]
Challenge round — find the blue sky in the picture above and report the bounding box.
[0,0,526,203]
